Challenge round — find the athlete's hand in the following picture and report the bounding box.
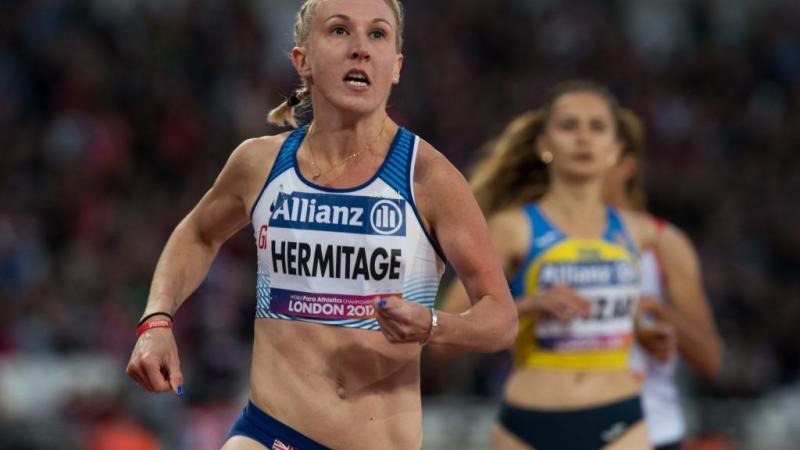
[517,284,591,322]
[635,296,676,362]
[126,327,184,397]
[373,296,434,344]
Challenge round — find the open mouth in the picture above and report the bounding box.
[343,69,371,87]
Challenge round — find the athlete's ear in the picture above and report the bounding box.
[291,46,312,79]
[392,53,404,85]
[534,135,551,160]
[617,154,638,178]
[607,138,623,168]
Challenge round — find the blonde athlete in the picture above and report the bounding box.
[438,81,657,450]
[126,1,517,449]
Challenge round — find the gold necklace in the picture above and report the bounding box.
[306,115,388,181]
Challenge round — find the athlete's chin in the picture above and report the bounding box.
[558,166,607,182]
[330,94,386,116]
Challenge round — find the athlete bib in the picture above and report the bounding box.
[509,205,640,370]
[250,126,444,331]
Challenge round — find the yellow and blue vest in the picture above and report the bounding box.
[509,204,640,371]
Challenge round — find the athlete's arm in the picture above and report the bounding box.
[647,224,723,378]
[427,211,526,358]
[439,210,525,314]
[376,143,517,353]
[126,137,278,394]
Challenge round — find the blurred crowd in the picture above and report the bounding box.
[1,0,800,448]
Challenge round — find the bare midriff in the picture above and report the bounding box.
[249,320,423,450]
[503,366,641,410]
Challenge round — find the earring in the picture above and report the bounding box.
[541,151,554,164]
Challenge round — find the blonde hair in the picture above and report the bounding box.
[471,80,646,217]
[267,0,405,128]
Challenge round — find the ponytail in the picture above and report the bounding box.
[267,83,311,128]
[471,111,550,217]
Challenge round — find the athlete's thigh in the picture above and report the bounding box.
[221,435,270,450]
[492,423,536,450]
[601,421,652,450]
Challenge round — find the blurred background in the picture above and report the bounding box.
[2,0,800,449]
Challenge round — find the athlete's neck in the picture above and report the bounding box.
[308,106,393,164]
[540,178,606,221]
[603,182,632,211]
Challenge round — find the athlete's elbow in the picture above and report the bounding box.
[704,341,724,379]
[501,320,519,351]
[490,306,518,352]
[695,339,724,379]
[698,356,721,380]
[175,216,222,253]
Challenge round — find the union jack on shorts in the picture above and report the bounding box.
[272,439,295,450]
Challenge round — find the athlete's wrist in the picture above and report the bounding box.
[136,318,173,338]
[420,308,438,346]
[136,311,175,338]
[138,311,174,327]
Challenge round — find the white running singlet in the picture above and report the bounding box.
[630,246,685,446]
[250,125,445,331]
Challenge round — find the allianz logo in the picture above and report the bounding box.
[270,192,405,235]
[272,194,363,226]
[370,199,403,235]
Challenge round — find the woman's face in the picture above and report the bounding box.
[537,92,622,182]
[293,0,403,116]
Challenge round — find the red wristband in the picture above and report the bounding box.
[136,319,173,337]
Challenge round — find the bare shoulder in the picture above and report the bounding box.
[411,138,527,233]
[409,138,483,247]
[659,221,692,246]
[218,131,293,210]
[488,208,527,234]
[487,207,530,270]
[618,208,659,251]
[412,138,462,187]
[656,221,699,267]
[227,132,291,174]
[410,138,474,219]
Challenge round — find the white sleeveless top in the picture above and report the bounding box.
[250,125,445,331]
[630,247,685,445]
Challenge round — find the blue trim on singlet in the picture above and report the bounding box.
[379,128,414,199]
[249,127,309,219]
[604,207,639,256]
[507,204,636,297]
[271,127,308,185]
[509,204,565,297]
[379,129,447,262]
[291,125,403,193]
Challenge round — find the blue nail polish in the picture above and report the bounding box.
[177,386,184,397]
[377,299,387,308]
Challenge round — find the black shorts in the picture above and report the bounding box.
[498,396,644,450]
[656,443,682,450]
[228,400,332,450]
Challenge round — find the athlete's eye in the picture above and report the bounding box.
[557,119,578,131]
[590,120,608,132]
[369,29,386,39]
[330,26,348,36]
